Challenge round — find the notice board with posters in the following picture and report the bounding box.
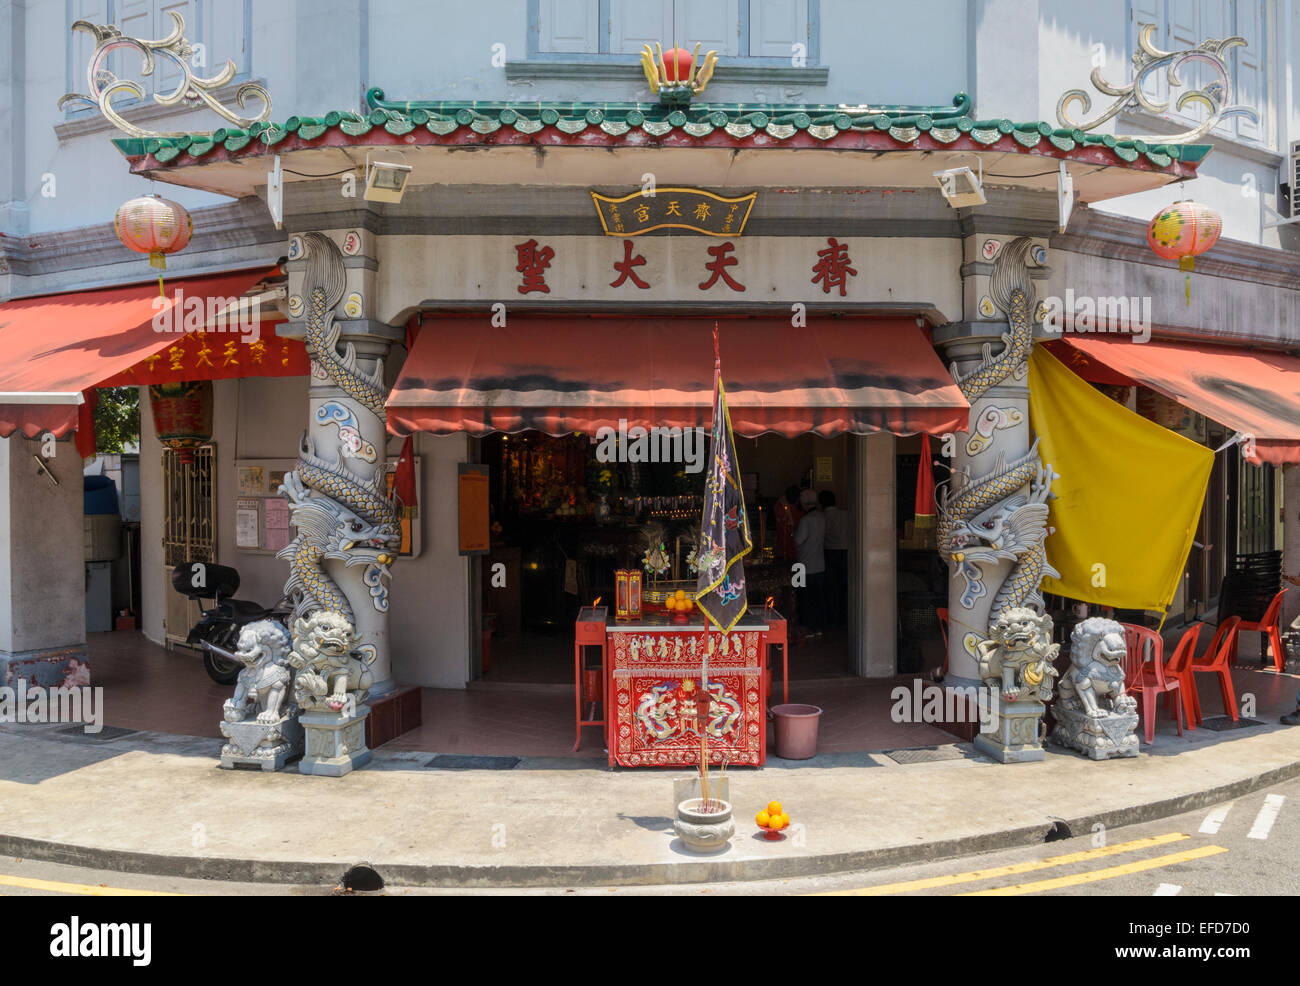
[232,454,422,558]
[458,463,490,556]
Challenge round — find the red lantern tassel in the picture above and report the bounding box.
[151,250,166,297]
[1179,256,1194,306]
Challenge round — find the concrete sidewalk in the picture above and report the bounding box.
[1,709,1298,888]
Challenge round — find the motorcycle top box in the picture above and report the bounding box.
[171,561,290,685]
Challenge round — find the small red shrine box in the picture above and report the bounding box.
[615,569,642,621]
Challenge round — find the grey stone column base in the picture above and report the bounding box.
[975,698,1046,763]
[1050,707,1140,760]
[0,644,89,689]
[219,715,303,772]
[299,705,371,777]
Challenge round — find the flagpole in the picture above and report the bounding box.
[701,322,722,789]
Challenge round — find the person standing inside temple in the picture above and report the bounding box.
[774,485,802,563]
[820,489,849,628]
[795,488,826,637]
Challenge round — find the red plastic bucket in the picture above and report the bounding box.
[771,703,823,760]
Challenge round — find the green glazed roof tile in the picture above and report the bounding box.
[110,89,1205,177]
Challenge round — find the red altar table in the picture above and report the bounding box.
[601,613,769,767]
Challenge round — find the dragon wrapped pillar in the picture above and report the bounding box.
[934,237,1060,699]
[279,232,403,696]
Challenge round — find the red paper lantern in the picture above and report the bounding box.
[115,194,192,292]
[662,46,694,83]
[149,380,212,464]
[1146,200,1221,303]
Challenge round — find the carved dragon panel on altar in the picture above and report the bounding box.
[608,627,765,767]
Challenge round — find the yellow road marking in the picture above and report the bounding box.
[960,844,1229,896]
[815,832,1190,896]
[0,873,184,897]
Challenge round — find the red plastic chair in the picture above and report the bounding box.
[1191,615,1242,722]
[937,607,950,677]
[1162,622,1204,730]
[1232,589,1288,672]
[1121,622,1182,744]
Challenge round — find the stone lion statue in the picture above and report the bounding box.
[976,606,1059,703]
[1050,616,1139,760]
[222,620,294,724]
[1057,618,1135,719]
[288,610,374,712]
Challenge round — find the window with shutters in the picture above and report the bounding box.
[63,0,252,120]
[531,0,817,65]
[1128,0,1271,146]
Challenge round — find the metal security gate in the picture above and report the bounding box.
[162,445,216,646]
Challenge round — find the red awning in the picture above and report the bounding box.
[0,268,300,438]
[388,316,969,438]
[1046,336,1300,465]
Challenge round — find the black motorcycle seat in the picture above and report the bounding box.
[222,598,270,621]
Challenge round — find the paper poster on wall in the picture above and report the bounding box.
[263,496,290,552]
[236,498,262,549]
[815,456,833,483]
[237,466,265,496]
[458,463,490,556]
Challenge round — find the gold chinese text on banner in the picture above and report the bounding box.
[590,188,758,237]
[1028,345,1213,614]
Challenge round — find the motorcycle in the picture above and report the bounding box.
[170,561,292,684]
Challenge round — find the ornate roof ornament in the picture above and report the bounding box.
[58,10,272,138]
[1056,23,1258,144]
[639,42,717,105]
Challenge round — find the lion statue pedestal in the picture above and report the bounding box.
[290,611,374,776]
[217,620,303,771]
[974,607,1059,764]
[1050,617,1139,760]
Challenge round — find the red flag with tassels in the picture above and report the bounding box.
[393,317,419,515]
[914,432,936,529]
[394,435,417,515]
[75,389,98,459]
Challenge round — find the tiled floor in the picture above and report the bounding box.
[81,630,1299,760]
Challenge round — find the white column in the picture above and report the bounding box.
[0,434,87,681]
[851,432,896,677]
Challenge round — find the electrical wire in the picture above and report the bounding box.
[280,167,356,178]
[984,169,1064,178]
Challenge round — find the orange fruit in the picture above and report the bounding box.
[755,810,770,828]
[777,813,790,829]
[767,800,783,816]
[768,814,784,831]
[675,589,686,601]
[665,598,677,611]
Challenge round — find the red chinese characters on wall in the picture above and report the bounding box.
[515,238,555,294]
[699,241,745,292]
[811,237,857,296]
[610,238,650,289]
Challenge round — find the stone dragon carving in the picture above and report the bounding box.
[938,237,1059,619]
[1051,617,1139,759]
[278,232,401,624]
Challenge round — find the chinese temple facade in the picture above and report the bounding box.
[1,1,1299,747]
